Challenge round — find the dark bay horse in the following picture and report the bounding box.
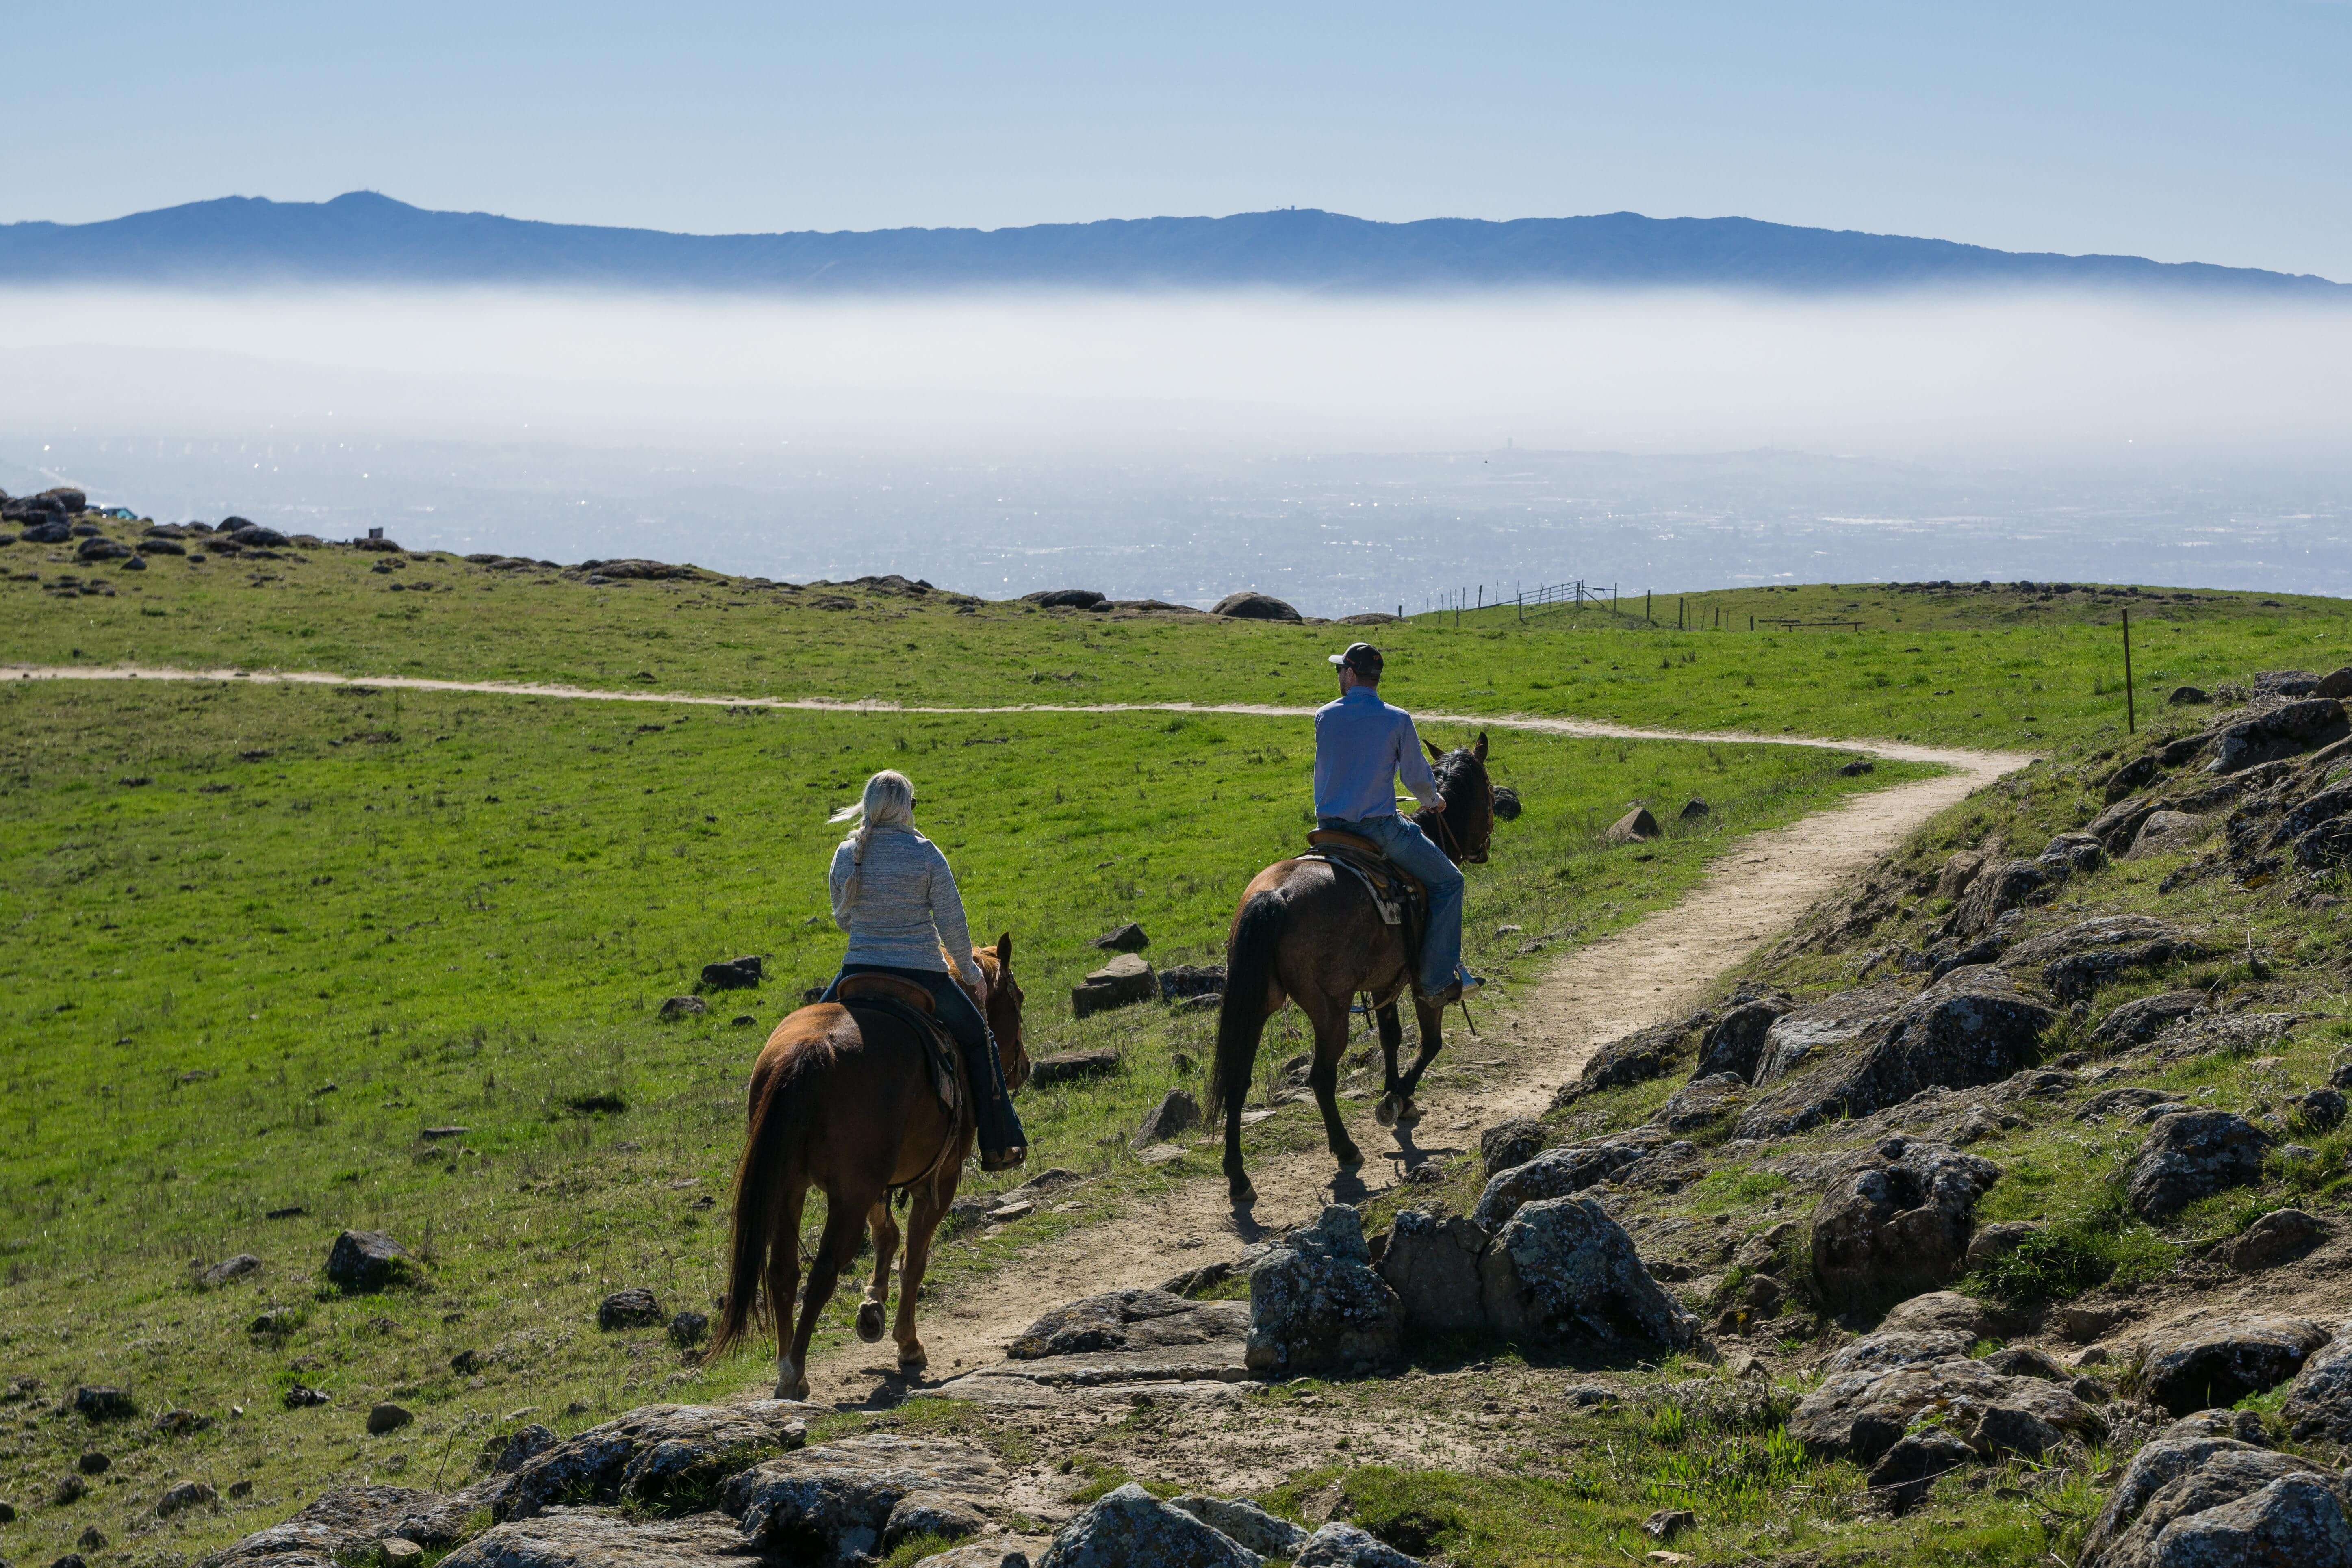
[708,937,1028,1399]
[1206,736,1512,1205]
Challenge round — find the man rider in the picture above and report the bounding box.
[1313,642,1482,1004]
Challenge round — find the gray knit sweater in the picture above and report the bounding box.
[828,824,977,980]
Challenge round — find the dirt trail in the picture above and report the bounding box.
[7,663,2028,1397]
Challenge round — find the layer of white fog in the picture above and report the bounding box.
[4,287,2349,614]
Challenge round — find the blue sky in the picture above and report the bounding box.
[14,2,2352,277]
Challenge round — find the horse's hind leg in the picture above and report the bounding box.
[769,1178,809,1399]
[1373,1001,1409,1126]
[857,1199,899,1345]
[1300,993,1360,1170]
[893,1184,948,1375]
[789,1187,875,1392]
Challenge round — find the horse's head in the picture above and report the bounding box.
[972,931,1031,1093]
[1421,731,1514,863]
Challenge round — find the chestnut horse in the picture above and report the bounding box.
[708,936,1028,1398]
[1205,737,1512,1205]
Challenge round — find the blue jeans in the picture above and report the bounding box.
[823,963,1026,1159]
[1320,814,1465,996]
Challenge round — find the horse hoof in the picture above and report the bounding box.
[1375,1094,1400,1127]
[1228,1177,1257,1208]
[898,1343,928,1375]
[775,1376,810,1401]
[1335,1144,1363,1170]
[854,1301,886,1343]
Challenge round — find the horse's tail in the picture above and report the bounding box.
[708,1045,812,1362]
[1206,889,1285,1121]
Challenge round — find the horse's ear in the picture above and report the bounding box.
[1473,731,1488,762]
[996,931,1013,970]
[1424,739,1444,763]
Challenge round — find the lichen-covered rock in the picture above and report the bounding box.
[1469,1133,1662,1229]
[2127,1112,2271,1221]
[1752,983,1917,1086]
[500,1403,807,1521]
[1376,1210,1490,1336]
[2134,1314,2330,1416]
[1294,1521,1427,1567]
[2224,1209,2328,1271]
[1788,1357,2104,1463]
[2078,1433,2348,1568]
[1169,1496,1309,1557]
[722,1434,1004,1566]
[1477,1118,1546,1179]
[437,1507,755,1568]
[1823,1328,1976,1377]
[1736,968,2055,1139]
[2001,916,2204,1002]
[1949,859,2050,937]
[2151,1475,2352,1568]
[1246,1206,1402,1377]
[1656,1073,1748,1131]
[1568,1015,1706,1097]
[2283,1334,2352,1443]
[1866,1428,1974,1514]
[1037,1483,1260,1568]
[1478,1195,1696,1349]
[2207,698,2349,775]
[1007,1290,1219,1359]
[1807,1136,2002,1310]
[2094,992,2209,1049]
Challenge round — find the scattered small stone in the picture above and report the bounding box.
[72,1387,135,1423]
[657,995,708,1020]
[700,956,763,990]
[325,1230,419,1293]
[76,1452,109,1476]
[668,1311,711,1349]
[366,1403,414,1436]
[198,1254,264,1288]
[598,1287,665,1331]
[1091,922,1149,952]
[1641,1508,1695,1542]
[156,1480,217,1517]
[284,1386,331,1409]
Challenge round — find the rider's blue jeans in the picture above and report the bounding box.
[822,963,1027,1159]
[1318,813,1465,996]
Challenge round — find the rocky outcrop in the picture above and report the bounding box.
[2223,1209,2328,1271]
[1789,1356,2104,1463]
[440,1508,759,1568]
[1478,1118,1546,1178]
[1377,1211,1491,1336]
[2079,1428,2352,1568]
[1211,592,1302,622]
[2133,1314,2330,1417]
[1169,1496,1309,1557]
[1737,967,2055,1139]
[1693,993,1794,1082]
[1469,1132,1664,1229]
[2282,1334,2352,1443]
[2093,992,2209,1049]
[1478,1195,1696,1349]
[1294,1522,1429,1567]
[1037,1483,1259,1567]
[1007,1289,1242,1363]
[1565,1015,1705,1097]
[206,1481,512,1568]
[2126,1112,2271,1221]
[1807,1136,2002,1310]
[2129,812,2211,860]
[1656,1074,1748,1131]
[500,1403,809,1520]
[722,1434,1004,1565]
[1246,1206,1403,1377]
[2000,916,2203,1002]
[2207,698,2349,775]
[1948,859,2050,937]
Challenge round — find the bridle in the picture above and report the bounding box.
[1418,757,1495,865]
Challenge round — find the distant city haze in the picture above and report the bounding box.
[6,282,2348,611]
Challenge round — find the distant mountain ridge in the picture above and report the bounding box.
[1,191,2342,297]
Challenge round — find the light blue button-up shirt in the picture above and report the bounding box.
[1313,686,1442,822]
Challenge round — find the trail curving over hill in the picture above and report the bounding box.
[6,663,2030,1401]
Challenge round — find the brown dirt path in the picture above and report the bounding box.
[5,664,2028,1400]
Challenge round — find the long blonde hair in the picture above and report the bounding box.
[829,769,915,907]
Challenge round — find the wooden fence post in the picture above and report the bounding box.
[2122,609,2136,734]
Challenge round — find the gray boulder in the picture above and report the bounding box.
[2151,1476,2352,1567]
[2127,1112,2270,1221]
[1823,1329,1976,1377]
[1604,808,1661,845]
[1038,1483,1260,1567]
[1949,859,2050,936]
[2135,1314,2330,1417]
[1808,1136,2002,1310]
[1211,592,1302,622]
[2094,992,2209,1049]
[724,1434,1005,1566]
[2129,812,2210,860]
[1478,1195,1696,1349]
[501,1403,808,1520]
[1693,995,1793,1082]
[1469,1133,1662,1229]
[439,1507,757,1568]
[2079,1433,2348,1568]
[1169,1497,1308,1558]
[325,1230,417,1293]
[1072,954,1157,1019]
[1478,1118,1546,1179]
[914,1546,1035,1568]
[597,1288,664,1331]
[1132,1089,1200,1149]
[1656,1073,1747,1131]
[1569,1015,1706,1095]
[1789,1356,2104,1463]
[2207,698,2349,774]
[1294,1522,1427,1567]
[2224,1208,2328,1271]
[2001,916,2204,1002]
[206,1480,514,1566]
[1007,1289,1235,1360]
[1738,967,2055,1139]
[1866,1428,1974,1515]
[1246,1206,1402,1377]
[1377,1211,1491,1336]
[198,1254,263,1288]
[2283,1333,2352,1443]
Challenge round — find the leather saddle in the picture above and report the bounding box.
[835,973,960,1116]
[1300,830,1429,978]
